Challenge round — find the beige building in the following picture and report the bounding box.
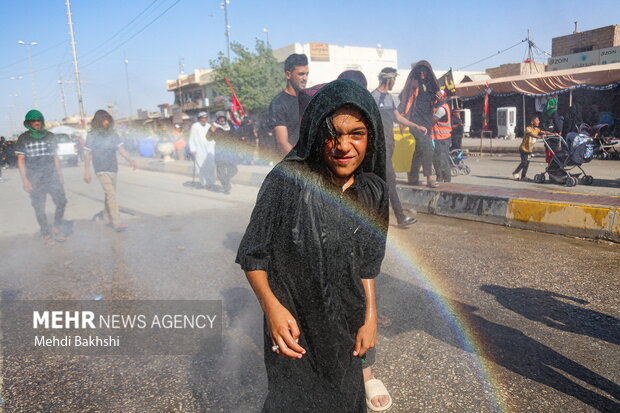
[552,25,620,56]
[166,69,222,119]
[485,62,547,78]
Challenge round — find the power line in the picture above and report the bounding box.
[457,39,528,70]
[79,0,163,59]
[0,40,69,73]
[81,0,181,68]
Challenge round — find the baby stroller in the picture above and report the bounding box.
[534,134,594,187]
[449,149,470,176]
[584,123,620,160]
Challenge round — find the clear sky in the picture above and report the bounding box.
[0,0,618,134]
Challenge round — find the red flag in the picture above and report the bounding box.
[224,77,246,127]
[482,83,490,131]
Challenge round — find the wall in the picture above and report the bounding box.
[552,25,620,56]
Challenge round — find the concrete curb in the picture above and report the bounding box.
[134,160,267,188]
[398,186,620,243]
[134,159,619,243]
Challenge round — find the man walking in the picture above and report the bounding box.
[431,91,453,182]
[210,111,238,194]
[188,112,216,189]
[268,53,309,155]
[371,67,417,227]
[15,110,68,242]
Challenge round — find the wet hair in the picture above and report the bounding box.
[284,53,308,72]
[337,70,368,89]
[308,103,374,165]
[90,110,114,131]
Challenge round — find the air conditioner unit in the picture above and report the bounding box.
[497,107,517,139]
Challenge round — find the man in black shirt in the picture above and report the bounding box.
[268,53,309,155]
[15,110,67,242]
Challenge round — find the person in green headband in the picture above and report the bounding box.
[15,109,68,243]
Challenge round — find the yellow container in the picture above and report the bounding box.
[392,127,416,173]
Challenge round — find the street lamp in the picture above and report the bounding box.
[17,40,39,108]
[263,28,270,47]
[220,0,231,59]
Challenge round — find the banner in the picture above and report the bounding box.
[482,84,491,131]
[224,77,246,127]
[438,69,456,96]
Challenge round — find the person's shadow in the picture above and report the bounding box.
[480,285,620,346]
[376,274,620,412]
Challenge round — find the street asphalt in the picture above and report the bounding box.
[0,165,618,412]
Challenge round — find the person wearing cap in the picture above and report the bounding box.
[210,111,238,194]
[450,108,464,151]
[188,112,216,189]
[372,67,418,228]
[15,109,68,242]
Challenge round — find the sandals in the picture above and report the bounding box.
[51,227,66,242]
[113,223,129,232]
[427,180,439,188]
[365,378,393,411]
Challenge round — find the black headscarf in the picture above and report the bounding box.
[398,60,440,118]
[285,79,386,182]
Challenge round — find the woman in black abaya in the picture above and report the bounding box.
[236,79,389,412]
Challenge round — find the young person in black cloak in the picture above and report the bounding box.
[236,79,389,412]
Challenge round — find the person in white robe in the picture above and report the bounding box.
[188,112,216,188]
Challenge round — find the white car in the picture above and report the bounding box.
[56,134,79,167]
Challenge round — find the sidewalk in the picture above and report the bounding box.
[131,155,620,242]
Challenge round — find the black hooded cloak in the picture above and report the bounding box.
[236,79,389,413]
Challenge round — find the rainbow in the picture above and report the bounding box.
[241,152,508,412]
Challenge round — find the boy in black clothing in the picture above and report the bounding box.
[15,110,68,242]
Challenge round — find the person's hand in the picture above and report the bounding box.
[353,319,377,357]
[265,302,306,359]
[22,179,32,193]
[84,171,91,184]
[417,126,428,135]
[129,159,137,170]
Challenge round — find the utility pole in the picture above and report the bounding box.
[57,79,69,119]
[124,53,134,118]
[220,0,231,59]
[66,0,86,124]
[263,28,270,48]
[17,41,38,108]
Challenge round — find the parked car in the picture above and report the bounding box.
[56,133,79,166]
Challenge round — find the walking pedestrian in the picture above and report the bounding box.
[268,53,308,156]
[211,111,238,194]
[431,91,453,183]
[399,61,443,188]
[188,112,216,189]
[512,115,553,181]
[237,79,388,412]
[83,110,137,232]
[15,110,68,243]
[372,67,418,228]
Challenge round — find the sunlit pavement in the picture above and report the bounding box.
[0,166,618,412]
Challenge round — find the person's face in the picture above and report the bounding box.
[387,78,395,91]
[286,65,309,91]
[102,118,111,129]
[322,106,368,186]
[30,120,43,130]
[532,117,540,127]
[198,117,207,126]
[217,117,226,125]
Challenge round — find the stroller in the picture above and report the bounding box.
[534,134,594,187]
[449,149,470,176]
[584,123,620,160]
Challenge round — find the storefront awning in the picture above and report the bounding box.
[456,63,620,99]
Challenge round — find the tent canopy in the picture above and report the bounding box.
[456,63,620,98]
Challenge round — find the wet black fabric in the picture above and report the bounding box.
[236,80,388,412]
